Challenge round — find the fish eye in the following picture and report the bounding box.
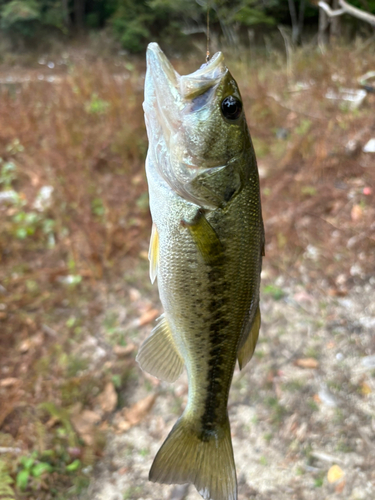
[221,96,243,121]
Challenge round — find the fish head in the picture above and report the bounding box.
[144,43,252,208]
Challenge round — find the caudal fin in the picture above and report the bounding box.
[149,416,237,500]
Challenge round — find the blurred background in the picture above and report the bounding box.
[0,1,374,499]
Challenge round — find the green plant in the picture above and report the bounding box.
[12,210,40,239]
[123,486,142,500]
[233,4,275,25]
[91,197,106,216]
[263,284,285,300]
[263,432,273,443]
[314,473,325,488]
[0,460,15,500]
[307,399,319,412]
[283,379,304,392]
[301,186,317,196]
[295,119,312,135]
[85,94,110,115]
[0,160,17,189]
[38,402,78,447]
[6,138,24,155]
[136,192,149,211]
[265,396,287,425]
[66,459,81,472]
[16,452,53,491]
[9,209,56,243]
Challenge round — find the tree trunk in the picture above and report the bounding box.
[297,0,306,45]
[331,0,341,39]
[288,0,299,43]
[288,0,307,45]
[74,0,85,32]
[318,3,330,46]
[61,0,70,32]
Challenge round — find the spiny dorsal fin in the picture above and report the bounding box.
[237,305,261,370]
[148,222,159,284]
[136,314,184,383]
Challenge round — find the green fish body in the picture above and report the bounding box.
[137,43,264,500]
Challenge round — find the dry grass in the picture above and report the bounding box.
[236,43,375,289]
[0,54,150,498]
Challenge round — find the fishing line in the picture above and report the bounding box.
[206,2,210,62]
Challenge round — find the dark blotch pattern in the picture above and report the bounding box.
[199,248,232,440]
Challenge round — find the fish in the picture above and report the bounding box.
[136,42,264,500]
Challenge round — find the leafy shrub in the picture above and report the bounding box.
[0,0,66,44]
[0,0,41,37]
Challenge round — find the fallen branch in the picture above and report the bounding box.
[318,0,375,26]
[318,1,344,17]
[339,0,375,26]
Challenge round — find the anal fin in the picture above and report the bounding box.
[136,314,184,383]
[237,305,261,370]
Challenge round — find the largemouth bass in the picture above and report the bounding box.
[137,43,264,500]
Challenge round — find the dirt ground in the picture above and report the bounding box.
[82,259,375,500]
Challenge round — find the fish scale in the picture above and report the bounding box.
[137,43,264,500]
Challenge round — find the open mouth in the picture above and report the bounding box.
[145,43,227,104]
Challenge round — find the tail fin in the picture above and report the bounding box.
[149,415,237,500]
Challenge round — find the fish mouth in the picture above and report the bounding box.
[146,42,226,101]
[145,43,227,125]
[144,42,228,152]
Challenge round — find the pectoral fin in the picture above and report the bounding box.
[237,305,261,370]
[136,314,184,383]
[183,210,223,266]
[148,223,159,284]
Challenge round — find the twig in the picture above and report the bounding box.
[311,451,345,464]
[277,25,293,78]
[266,92,323,121]
[42,324,58,337]
[0,447,22,454]
[319,216,375,245]
[318,1,345,17]
[339,0,375,26]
